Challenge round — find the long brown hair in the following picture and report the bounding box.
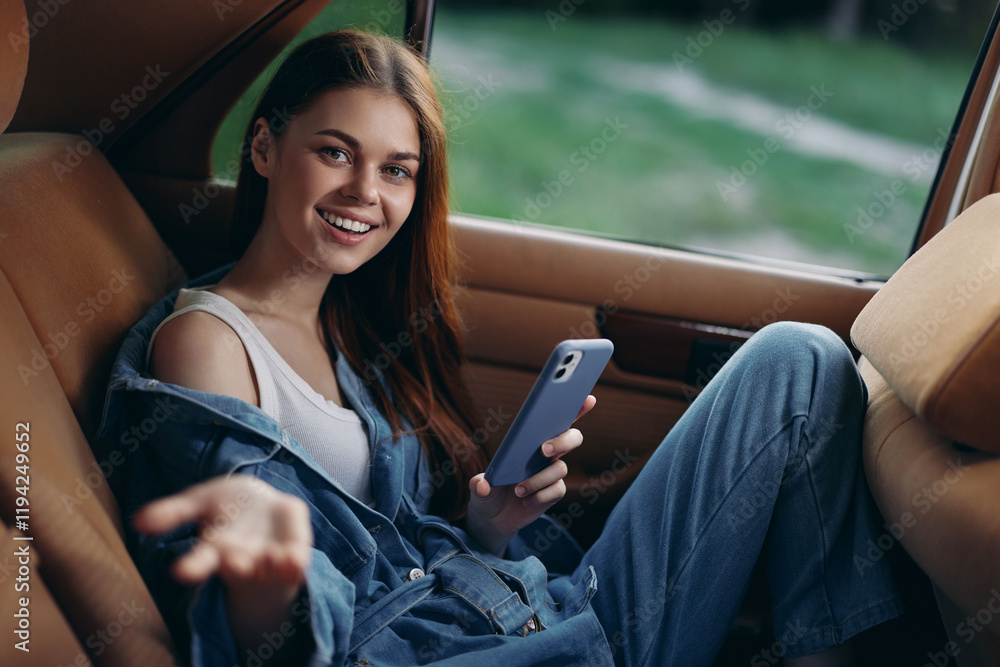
[229,31,486,518]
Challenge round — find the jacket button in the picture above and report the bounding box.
[407,568,425,581]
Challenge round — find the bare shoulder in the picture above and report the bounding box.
[149,310,259,406]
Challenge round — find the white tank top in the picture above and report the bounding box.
[146,287,374,506]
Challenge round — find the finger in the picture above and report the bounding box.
[221,548,262,583]
[267,544,311,586]
[572,395,597,423]
[515,458,568,498]
[277,497,314,549]
[469,473,493,499]
[171,541,221,584]
[521,479,567,508]
[271,499,314,581]
[133,490,213,535]
[541,427,583,458]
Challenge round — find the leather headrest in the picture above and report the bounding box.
[851,193,1000,452]
[0,0,28,134]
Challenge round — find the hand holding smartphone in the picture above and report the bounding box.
[484,339,614,487]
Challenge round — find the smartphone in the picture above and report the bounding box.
[484,339,614,487]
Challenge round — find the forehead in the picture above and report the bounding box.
[292,87,420,156]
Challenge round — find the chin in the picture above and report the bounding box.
[325,256,373,276]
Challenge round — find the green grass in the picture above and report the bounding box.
[431,11,977,275]
[212,8,981,277]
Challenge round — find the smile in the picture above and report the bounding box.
[318,209,374,234]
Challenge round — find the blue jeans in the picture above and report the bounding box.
[568,322,903,665]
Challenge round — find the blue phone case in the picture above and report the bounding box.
[484,339,614,487]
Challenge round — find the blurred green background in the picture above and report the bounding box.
[212,0,998,277]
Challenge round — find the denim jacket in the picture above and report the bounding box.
[96,264,615,667]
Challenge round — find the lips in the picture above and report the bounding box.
[316,208,378,247]
[317,209,375,235]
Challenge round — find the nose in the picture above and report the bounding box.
[340,165,379,206]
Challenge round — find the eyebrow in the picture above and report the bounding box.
[315,128,420,163]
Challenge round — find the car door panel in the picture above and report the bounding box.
[450,215,883,526]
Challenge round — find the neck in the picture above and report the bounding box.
[216,219,335,328]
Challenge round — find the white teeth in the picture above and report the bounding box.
[319,210,372,233]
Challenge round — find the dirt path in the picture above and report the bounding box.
[592,58,934,183]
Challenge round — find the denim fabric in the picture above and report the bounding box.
[570,322,903,665]
[96,264,901,666]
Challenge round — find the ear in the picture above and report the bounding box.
[250,117,274,178]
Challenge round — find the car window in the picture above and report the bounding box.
[430,0,997,277]
[211,0,406,184]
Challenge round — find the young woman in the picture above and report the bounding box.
[98,30,902,666]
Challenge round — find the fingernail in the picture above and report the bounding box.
[515,485,526,497]
[542,443,554,456]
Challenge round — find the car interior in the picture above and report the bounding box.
[2,0,1000,664]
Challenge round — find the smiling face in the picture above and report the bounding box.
[250,86,422,275]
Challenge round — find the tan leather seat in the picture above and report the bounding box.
[854,194,1000,663]
[0,0,184,663]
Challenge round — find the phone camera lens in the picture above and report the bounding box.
[561,354,573,365]
[554,368,566,379]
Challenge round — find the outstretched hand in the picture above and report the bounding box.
[466,395,597,556]
[133,474,313,590]
[134,475,315,659]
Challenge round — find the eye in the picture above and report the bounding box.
[320,146,349,162]
[383,165,412,181]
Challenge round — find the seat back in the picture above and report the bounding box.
[0,1,185,663]
[854,194,1000,662]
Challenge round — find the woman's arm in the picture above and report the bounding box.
[134,475,315,666]
[145,312,315,663]
[150,310,259,405]
[464,395,597,557]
